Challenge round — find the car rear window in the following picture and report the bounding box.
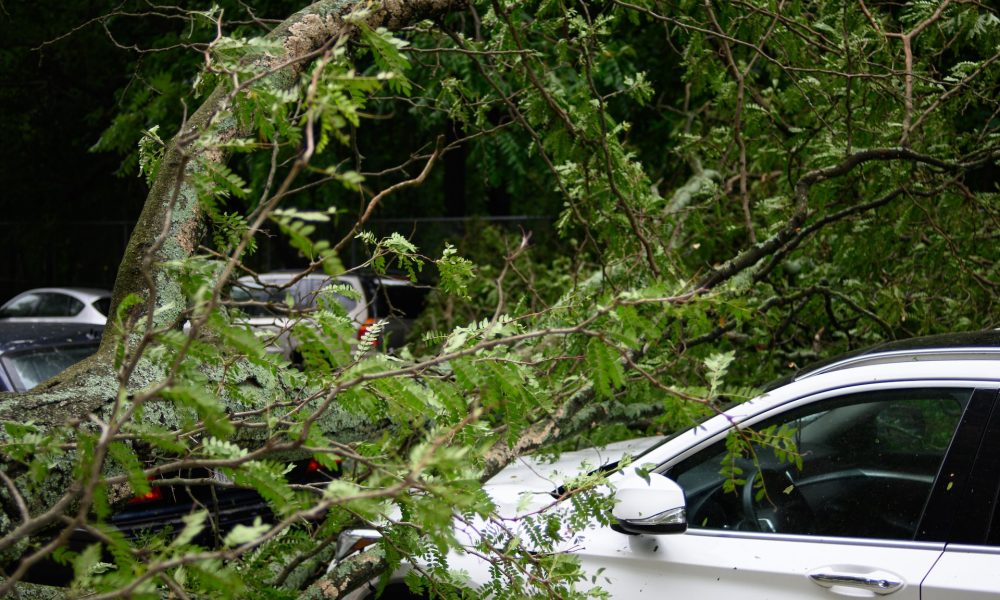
[92,297,112,317]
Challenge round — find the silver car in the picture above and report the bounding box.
[0,287,111,325]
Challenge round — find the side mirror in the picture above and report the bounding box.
[612,470,687,535]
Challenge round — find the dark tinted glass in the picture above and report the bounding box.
[3,345,99,391]
[669,388,970,540]
[0,293,83,317]
[36,293,84,317]
[92,297,112,317]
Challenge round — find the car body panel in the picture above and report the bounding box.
[574,529,940,599]
[922,547,1000,599]
[485,436,663,511]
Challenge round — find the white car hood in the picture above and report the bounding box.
[483,436,663,515]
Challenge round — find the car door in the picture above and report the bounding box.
[576,384,993,599]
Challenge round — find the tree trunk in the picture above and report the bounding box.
[0,0,467,570]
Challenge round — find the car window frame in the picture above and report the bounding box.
[653,380,999,545]
[931,388,1000,546]
[913,387,999,542]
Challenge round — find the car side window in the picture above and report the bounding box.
[667,388,971,540]
[290,279,358,313]
[35,293,84,317]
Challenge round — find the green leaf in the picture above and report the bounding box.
[587,338,626,398]
[108,441,150,498]
[161,385,234,437]
[223,516,269,547]
[705,351,735,395]
[436,244,476,298]
[171,510,209,548]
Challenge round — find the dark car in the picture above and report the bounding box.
[21,458,337,585]
[230,271,429,358]
[0,322,103,392]
[0,319,336,585]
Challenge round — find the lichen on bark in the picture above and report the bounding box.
[0,0,469,586]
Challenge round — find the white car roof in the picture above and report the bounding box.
[5,287,110,302]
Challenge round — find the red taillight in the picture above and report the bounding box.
[128,478,163,504]
[307,458,321,472]
[356,318,380,345]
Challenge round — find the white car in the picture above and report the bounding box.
[0,287,111,325]
[337,330,1000,599]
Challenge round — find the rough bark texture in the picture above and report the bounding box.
[0,0,467,571]
[112,0,468,332]
[0,0,468,436]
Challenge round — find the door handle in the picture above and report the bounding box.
[809,570,903,595]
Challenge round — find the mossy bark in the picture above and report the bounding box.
[0,0,467,576]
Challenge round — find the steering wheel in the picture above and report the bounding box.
[741,468,815,533]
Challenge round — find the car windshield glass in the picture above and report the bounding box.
[3,345,99,391]
[231,281,357,317]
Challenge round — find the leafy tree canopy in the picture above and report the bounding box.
[1,0,998,597]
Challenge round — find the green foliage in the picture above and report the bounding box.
[356,230,424,280]
[107,441,151,498]
[436,244,476,298]
[354,22,413,95]
[160,384,234,438]
[586,338,626,399]
[137,126,165,186]
[3,0,999,598]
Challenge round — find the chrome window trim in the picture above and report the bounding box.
[799,349,1000,380]
[684,528,946,550]
[942,544,1000,555]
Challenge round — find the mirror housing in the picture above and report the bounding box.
[612,471,687,535]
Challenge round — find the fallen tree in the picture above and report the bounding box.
[1,0,998,597]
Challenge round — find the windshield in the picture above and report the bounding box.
[231,279,357,317]
[2,345,99,391]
